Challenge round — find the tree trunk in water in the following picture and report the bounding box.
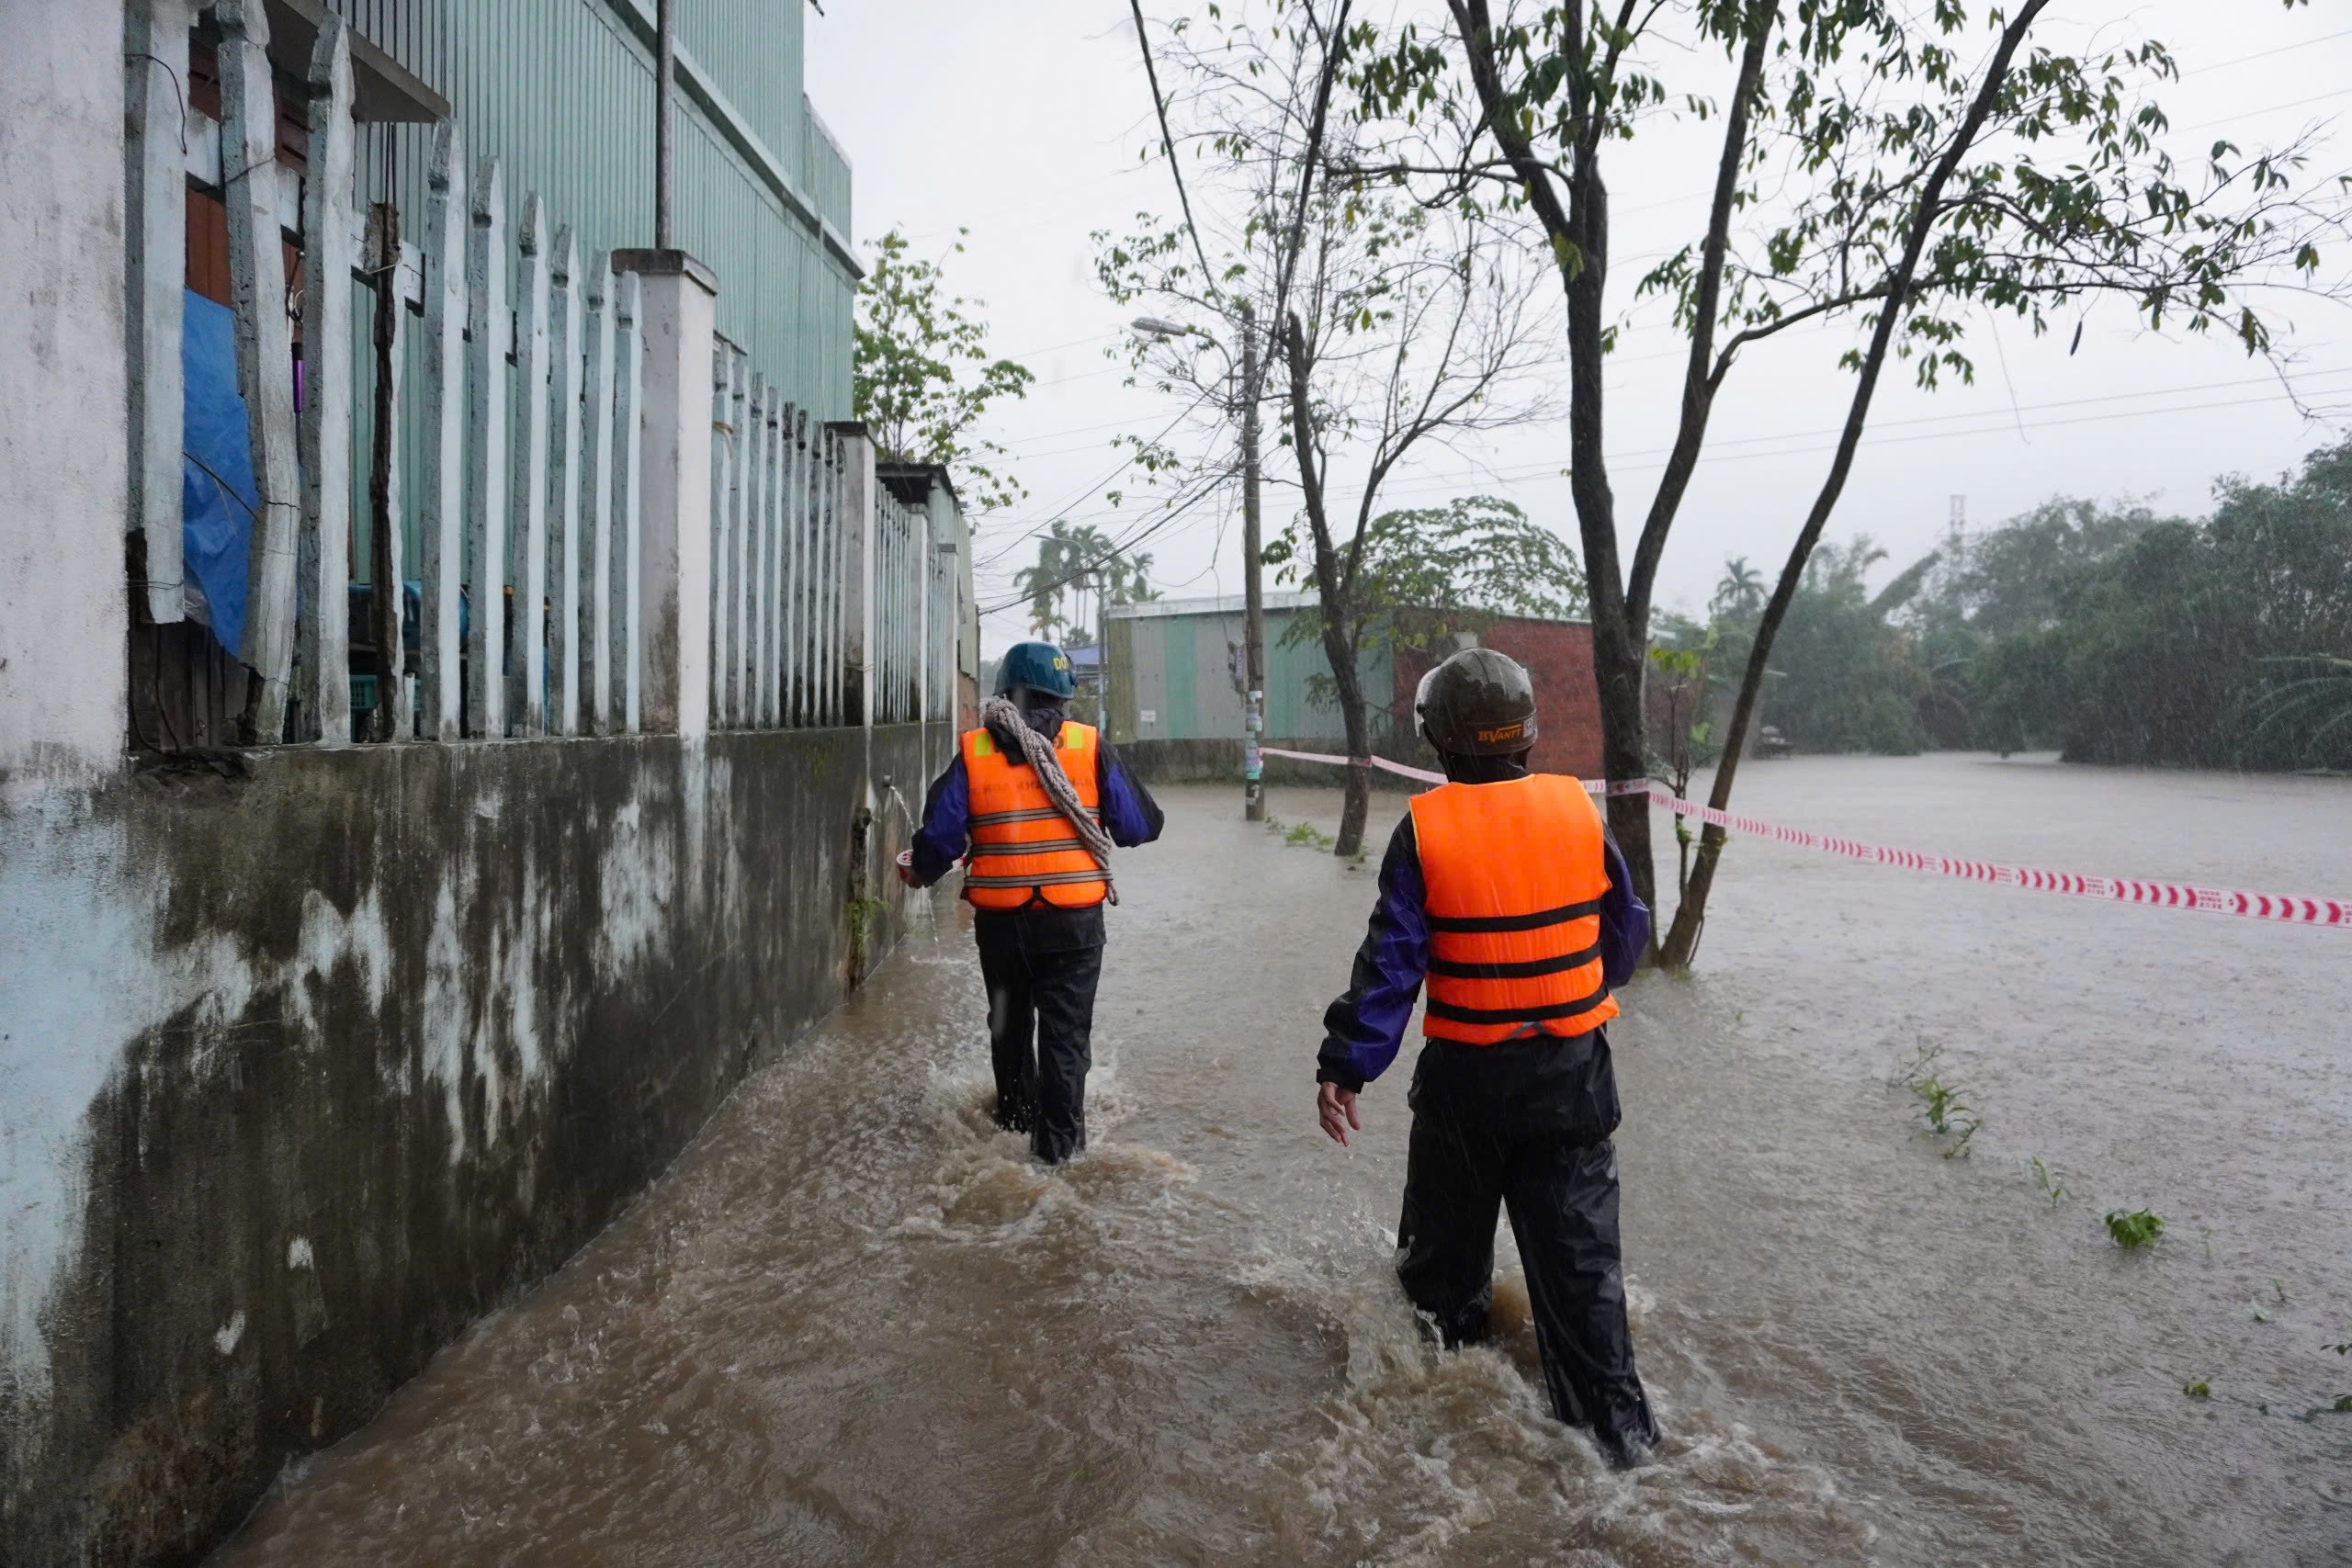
[1326,626,1372,858]
[1592,622,1655,926]
[1658,1,2051,970]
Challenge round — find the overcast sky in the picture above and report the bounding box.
[806,3,2352,654]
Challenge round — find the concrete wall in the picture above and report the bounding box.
[0,723,944,1567]
[0,0,130,793]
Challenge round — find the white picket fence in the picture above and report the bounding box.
[707,344,852,728]
[133,6,646,745]
[128,5,957,749]
[703,358,962,732]
[872,487,920,724]
[874,483,958,726]
[926,512,956,723]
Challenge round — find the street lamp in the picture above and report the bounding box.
[1129,312,1268,822]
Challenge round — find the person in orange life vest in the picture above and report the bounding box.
[901,641,1164,1164]
[1315,647,1659,1468]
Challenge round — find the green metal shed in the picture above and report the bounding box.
[1104,592,1393,748]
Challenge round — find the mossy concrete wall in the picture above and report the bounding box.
[0,723,947,1567]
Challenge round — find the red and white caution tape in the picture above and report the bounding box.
[1258,746,1447,785]
[1253,747,2350,930]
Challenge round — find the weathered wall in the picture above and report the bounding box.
[0,0,130,792]
[1392,619,1606,781]
[0,723,946,1567]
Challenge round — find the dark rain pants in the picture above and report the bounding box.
[1396,1026,1658,1459]
[974,906,1104,1165]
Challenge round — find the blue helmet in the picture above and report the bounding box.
[996,640,1077,698]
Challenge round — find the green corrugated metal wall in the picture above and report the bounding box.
[326,0,855,575]
[1163,615,1196,735]
[1111,606,1392,742]
[678,0,802,172]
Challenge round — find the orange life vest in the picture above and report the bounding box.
[1410,773,1620,1045]
[960,722,1110,910]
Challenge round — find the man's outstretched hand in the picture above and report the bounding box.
[1317,1082,1361,1146]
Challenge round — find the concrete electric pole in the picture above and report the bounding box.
[1237,304,1265,822]
[1131,310,1266,821]
[654,0,675,250]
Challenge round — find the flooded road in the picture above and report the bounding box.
[211,754,2352,1565]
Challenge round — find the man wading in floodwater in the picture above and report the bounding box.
[1315,647,1659,1467]
[903,641,1164,1163]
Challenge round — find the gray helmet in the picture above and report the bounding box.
[1416,647,1538,757]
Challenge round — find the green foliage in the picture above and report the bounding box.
[1674,538,1933,756]
[1661,434,2352,770]
[1283,819,1336,849]
[854,228,1035,514]
[1948,440,2352,768]
[1894,1044,1979,1157]
[1767,540,1935,755]
[2244,655,2352,766]
[2103,1209,2165,1250]
[2030,1157,2068,1210]
[1262,814,1337,849]
[1268,495,1587,709]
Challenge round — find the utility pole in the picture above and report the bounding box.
[1238,302,1266,822]
[1130,309,1266,820]
[654,0,675,249]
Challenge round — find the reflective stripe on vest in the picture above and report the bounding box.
[1410,773,1620,1045]
[961,723,1109,909]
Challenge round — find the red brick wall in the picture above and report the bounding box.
[1392,619,1605,780]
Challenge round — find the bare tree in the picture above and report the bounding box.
[1108,3,1557,857]
[1279,187,1556,854]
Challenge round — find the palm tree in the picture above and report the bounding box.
[1014,524,1158,643]
[1711,556,1765,622]
[2246,655,2352,768]
[1013,522,1085,639]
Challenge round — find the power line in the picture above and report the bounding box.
[2180,26,2352,77]
[987,367,2346,568]
[992,411,1163,451]
[1351,370,2352,505]
[2183,84,2352,134]
[975,389,1220,570]
[978,481,1229,615]
[995,327,1125,361]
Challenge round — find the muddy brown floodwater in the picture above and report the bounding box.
[209,754,2352,1566]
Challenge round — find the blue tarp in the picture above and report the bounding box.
[181,288,258,654]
